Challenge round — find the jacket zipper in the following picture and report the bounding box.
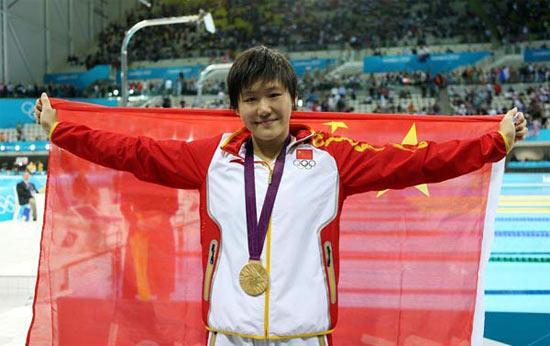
[203,239,219,301]
[209,332,217,346]
[324,241,337,304]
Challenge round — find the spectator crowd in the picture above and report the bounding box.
[77,0,548,69]
[0,0,548,137]
[0,82,82,99]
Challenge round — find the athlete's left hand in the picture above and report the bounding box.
[499,107,528,149]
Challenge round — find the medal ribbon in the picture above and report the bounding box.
[244,136,290,261]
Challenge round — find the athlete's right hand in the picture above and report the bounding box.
[34,92,58,134]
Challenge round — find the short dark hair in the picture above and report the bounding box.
[227,46,297,110]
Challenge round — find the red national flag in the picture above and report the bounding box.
[296,148,313,160]
[27,100,504,345]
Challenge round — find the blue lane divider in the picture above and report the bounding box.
[485,290,550,295]
[496,217,550,222]
[491,252,550,255]
[495,231,550,237]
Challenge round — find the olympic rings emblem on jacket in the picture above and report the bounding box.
[293,159,317,170]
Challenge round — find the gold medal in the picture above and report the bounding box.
[239,261,268,296]
[240,138,288,297]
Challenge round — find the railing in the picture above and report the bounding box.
[0,141,49,155]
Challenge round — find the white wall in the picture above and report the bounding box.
[0,0,137,85]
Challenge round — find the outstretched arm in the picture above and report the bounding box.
[318,108,527,197]
[34,93,218,189]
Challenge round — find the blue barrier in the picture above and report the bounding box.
[71,98,118,107]
[114,59,335,82]
[291,58,336,77]
[116,64,204,83]
[0,98,116,127]
[0,175,46,221]
[525,129,550,142]
[524,48,550,63]
[508,161,550,169]
[0,99,37,127]
[44,65,111,89]
[363,51,492,74]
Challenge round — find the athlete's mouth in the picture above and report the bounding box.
[256,118,278,125]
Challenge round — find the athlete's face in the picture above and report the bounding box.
[237,80,293,144]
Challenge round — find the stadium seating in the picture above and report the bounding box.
[75,0,548,69]
[0,0,548,176]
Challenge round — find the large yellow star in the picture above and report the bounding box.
[376,123,430,198]
[323,121,348,134]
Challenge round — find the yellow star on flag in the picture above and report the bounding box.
[323,121,348,134]
[376,123,430,198]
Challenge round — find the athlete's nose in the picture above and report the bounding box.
[257,97,271,117]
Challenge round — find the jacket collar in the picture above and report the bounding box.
[220,124,315,157]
